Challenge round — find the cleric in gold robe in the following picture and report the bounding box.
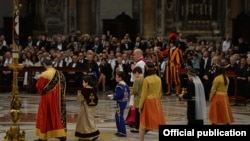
[35,58,67,141]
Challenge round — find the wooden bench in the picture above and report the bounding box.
[0,66,88,94]
[178,69,245,105]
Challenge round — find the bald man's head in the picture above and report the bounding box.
[133,49,143,61]
[134,48,143,55]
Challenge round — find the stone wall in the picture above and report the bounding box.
[99,0,133,34]
[0,1,12,33]
[44,0,68,36]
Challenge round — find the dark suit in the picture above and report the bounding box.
[183,80,204,125]
[112,63,130,90]
[226,63,239,96]
[159,41,167,51]
[245,66,250,100]
[97,40,106,53]
[23,41,36,48]
[201,63,215,101]
[67,62,84,87]
[37,40,51,51]
[0,45,7,57]
[91,42,102,53]
[78,59,86,67]
[83,61,100,85]
[236,64,248,98]
[53,60,67,68]
[177,39,188,53]
[134,41,145,50]
[199,57,212,77]
[52,43,67,51]
[1,58,13,86]
[121,42,133,52]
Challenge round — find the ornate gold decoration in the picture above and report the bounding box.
[89,93,96,105]
[3,0,26,140]
[181,88,187,95]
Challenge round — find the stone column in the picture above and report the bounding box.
[77,0,91,34]
[69,0,77,32]
[20,0,28,17]
[142,0,156,38]
[161,0,166,36]
[228,0,244,37]
[230,0,244,19]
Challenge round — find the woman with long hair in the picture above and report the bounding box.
[208,61,234,125]
[139,61,165,141]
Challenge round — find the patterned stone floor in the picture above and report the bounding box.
[0,90,249,141]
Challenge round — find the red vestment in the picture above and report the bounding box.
[35,67,67,140]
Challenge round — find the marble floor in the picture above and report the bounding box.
[0,90,250,141]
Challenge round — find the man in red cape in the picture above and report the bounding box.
[35,58,67,141]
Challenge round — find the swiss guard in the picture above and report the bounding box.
[157,33,184,95]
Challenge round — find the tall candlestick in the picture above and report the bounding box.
[3,0,26,140]
[14,4,20,53]
[182,6,184,16]
[200,4,202,15]
[205,5,207,15]
[210,5,212,16]
[191,4,194,14]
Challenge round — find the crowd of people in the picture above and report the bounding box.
[0,32,249,98]
[0,31,250,140]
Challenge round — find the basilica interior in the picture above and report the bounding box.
[0,92,249,140]
[0,0,250,141]
[0,0,250,44]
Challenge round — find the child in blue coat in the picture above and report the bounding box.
[109,71,130,137]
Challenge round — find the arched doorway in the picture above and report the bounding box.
[103,12,138,41]
[233,12,250,44]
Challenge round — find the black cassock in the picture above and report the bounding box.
[183,80,204,125]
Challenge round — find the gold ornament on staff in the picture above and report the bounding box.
[181,87,187,95]
[3,0,26,140]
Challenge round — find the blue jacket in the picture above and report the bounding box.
[113,81,130,103]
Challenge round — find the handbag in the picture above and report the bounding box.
[125,106,136,127]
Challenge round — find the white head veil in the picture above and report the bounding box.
[192,76,207,120]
